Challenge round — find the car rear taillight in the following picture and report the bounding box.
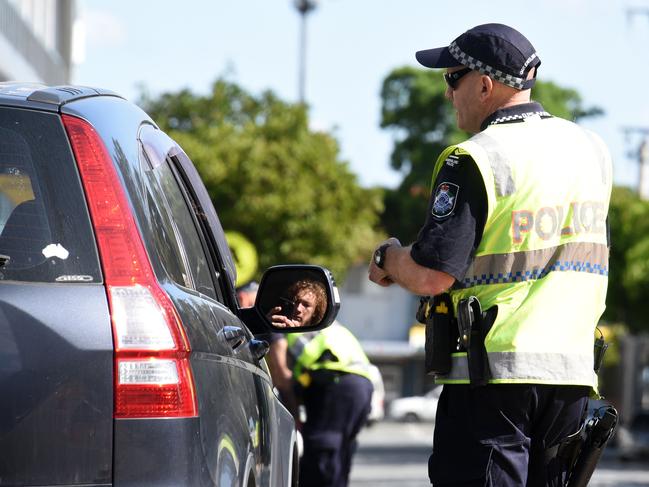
[62,114,197,418]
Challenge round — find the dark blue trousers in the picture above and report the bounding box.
[429,384,589,487]
[299,373,373,487]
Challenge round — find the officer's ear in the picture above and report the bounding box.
[479,75,494,100]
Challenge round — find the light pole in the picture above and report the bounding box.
[625,7,649,199]
[294,0,318,104]
[624,127,649,199]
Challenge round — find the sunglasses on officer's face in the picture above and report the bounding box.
[444,67,472,90]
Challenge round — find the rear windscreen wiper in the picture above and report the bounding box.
[0,254,10,268]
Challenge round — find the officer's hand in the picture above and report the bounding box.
[368,263,393,287]
[368,238,401,286]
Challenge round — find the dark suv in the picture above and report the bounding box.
[0,83,339,487]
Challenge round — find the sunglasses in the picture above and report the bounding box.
[444,67,472,90]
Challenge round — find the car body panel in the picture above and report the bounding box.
[0,100,113,485]
[0,283,113,485]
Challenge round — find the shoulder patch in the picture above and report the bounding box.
[444,154,460,168]
[444,147,471,168]
[431,182,459,219]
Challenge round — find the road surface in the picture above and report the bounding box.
[349,421,649,486]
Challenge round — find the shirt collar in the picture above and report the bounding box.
[480,102,551,132]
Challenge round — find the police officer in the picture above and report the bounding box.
[368,24,612,487]
[235,280,259,308]
[266,280,374,487]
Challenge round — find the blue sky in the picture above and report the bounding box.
[75,0,649,190]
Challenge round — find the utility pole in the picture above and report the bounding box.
[624,7,649,199]
[624,128,649,199]
[293,0,318,104]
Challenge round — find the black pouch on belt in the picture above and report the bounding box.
[422,293,457,376]
[457,297,497,387]
[593,328,609,374]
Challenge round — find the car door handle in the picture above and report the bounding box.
[222,326,247,350]
[248,339,270,361]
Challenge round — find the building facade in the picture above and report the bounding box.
[0,0,75,84]
[338,264,435,402]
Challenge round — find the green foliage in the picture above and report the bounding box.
[597,323,628,399]
[140,79,383,281]
[604,186,649,331]
[600,323,627,368]
[531,80,603,121]
[378,68,462,241]
[379,66,603,242]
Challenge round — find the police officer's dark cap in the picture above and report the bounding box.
[416,23,541,90]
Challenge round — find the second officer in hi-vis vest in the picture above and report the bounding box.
[265,279,373,487]
[368,23,614,487]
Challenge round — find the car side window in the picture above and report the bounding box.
[150,159,219,300]
[169,153,235,309]
[138,128,219,301]
[143,165,194,289]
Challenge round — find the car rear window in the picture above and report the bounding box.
[0,107,101,283]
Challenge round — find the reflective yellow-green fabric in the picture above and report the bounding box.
[431,115,612,388]
[286,321,372,381]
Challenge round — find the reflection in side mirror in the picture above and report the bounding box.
[239,265,340,335]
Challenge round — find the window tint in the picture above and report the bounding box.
[143,152,217,300]
[0,108,100,283]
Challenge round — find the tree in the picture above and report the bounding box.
[139,79,383,281]
[379,66,603,242]
[604,186,649,332]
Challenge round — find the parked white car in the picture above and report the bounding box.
[367,364,385,425]
[388,387,442,422]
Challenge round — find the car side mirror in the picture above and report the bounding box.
[239,265,340,335]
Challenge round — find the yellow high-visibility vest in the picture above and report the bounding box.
[287,321,372,385]
[433,114,612,389]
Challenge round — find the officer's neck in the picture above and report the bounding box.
[498,89,532,110]
[479,89,532,131]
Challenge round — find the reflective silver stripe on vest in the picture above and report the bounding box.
[441,352,595,384]
[459,242,608,289]
[469,133,516,196]
[288,332,318,359]
[444,353,469,381]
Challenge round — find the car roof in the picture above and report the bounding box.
[0,82,122,111]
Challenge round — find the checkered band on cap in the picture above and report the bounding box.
[448,41,537,90]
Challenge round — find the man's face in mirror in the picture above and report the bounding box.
[293,290,317,327]
[268,278,328,329]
